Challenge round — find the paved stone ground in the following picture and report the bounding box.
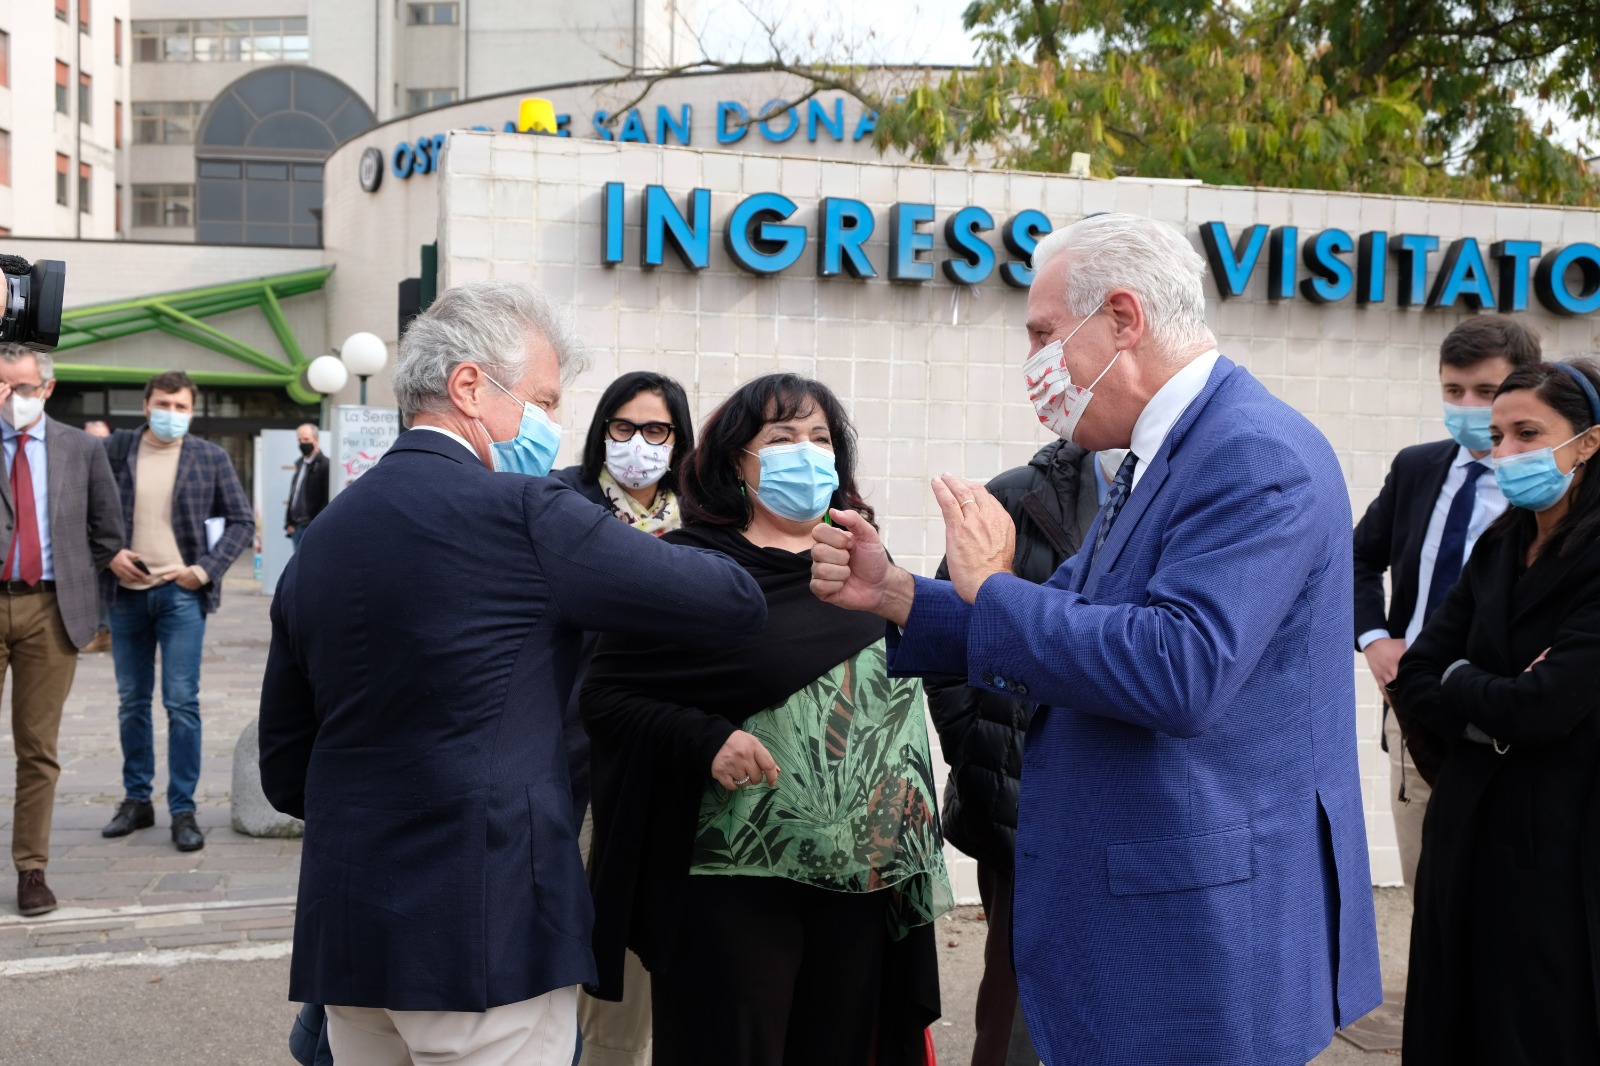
[0,581,298,963]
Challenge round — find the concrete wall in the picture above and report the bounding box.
[389,131,1600,896]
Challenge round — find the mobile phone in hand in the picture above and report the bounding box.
[132,559,151,575]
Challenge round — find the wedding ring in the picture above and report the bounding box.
[960,499,977,508]
[735,774,752,786]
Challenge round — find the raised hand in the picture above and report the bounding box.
[930,475,1016,603]
[810,508,916,625]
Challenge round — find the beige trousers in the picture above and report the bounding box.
[1386,707,1433,897]
[326,986,577,1066]
[5,591,80,872]
[576,806,652,1066]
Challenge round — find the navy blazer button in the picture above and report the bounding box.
[983,673,995,685]
[994,676,1007,689]
[1015,683,1029,697]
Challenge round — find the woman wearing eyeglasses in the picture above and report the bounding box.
[554,370,693,1066]
[1390,359,1600,1065]
[582,373,950,1066]
[554,371,692,537]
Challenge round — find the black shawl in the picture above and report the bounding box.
[581,522,940,1064]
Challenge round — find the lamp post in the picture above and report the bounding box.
[339,332,389,406]
[305,354,349,398]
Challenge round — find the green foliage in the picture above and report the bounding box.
[869,0,1600,205]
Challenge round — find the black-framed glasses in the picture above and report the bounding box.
[605,419,675,445]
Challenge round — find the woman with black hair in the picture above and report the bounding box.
[582,373,950,1066]
[553,370,694,536]
[1392,358,1600,1065]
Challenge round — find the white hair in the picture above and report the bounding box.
[1032,213,1214,354]
[393,280,586,418]
[0,343,53,381]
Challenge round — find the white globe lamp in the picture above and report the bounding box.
[306,354,349,396]
[340,332,389,404]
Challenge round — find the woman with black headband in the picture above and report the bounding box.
[1391,358,1600,1065]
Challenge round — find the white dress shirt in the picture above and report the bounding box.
[414,424,482,463]
[1126,349,1221,491]
[1355,446,1506,651]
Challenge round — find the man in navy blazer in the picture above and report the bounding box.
[258,281,766,1065]
[813,214,1381,1064]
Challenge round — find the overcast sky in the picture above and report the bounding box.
[689,0,983,67]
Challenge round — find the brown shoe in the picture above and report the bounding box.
[17,869,57,917]
[85,629,112,654]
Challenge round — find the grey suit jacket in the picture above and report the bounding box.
[0,418,125,647]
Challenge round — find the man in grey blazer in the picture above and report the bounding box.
[0,344,124,916]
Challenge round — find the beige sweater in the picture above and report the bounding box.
[122,433,207,590]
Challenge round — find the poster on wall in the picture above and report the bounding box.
[332,405,402,495]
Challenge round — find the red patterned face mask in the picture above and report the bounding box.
[1022,307,1118,443]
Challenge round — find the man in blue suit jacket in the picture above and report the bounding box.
[258,281,766,1065]
[812,214,1381,1064]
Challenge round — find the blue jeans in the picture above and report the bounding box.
[290,527,305,552]
[110,584,207,816]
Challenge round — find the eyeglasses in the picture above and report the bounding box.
[7,384,45,399]
[605,419,675,445]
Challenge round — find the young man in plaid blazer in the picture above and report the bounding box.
[101,371,253,853]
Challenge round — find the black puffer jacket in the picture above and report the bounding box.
[924,441,1101,871]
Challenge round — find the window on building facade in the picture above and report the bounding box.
[55,154,69,206]
[406,88,457,112]
[56,61,69,114]
[115,182,122,232]
[132,184,194,228]
[114,100,122,147]
[0,130,10,187]
[80,72,92,123]
[0,31,9,88]
[80,0,91,33]
[133,101,205,144]
[131,18,309,63]
[408,3,460,25]
[114,18,122,63]
[79,163,91,213]
[195,66,375,247]
[56,0,68,22]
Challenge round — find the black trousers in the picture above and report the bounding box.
[972,863,1038,1066]
[651,873,890,1066]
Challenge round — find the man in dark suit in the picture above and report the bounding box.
[101,371,254,852]
[284,423,329,550]
[258,281,766,1065]
[1352,316,1541,892]
[814,213,1381,1064]
[0,345,124,916]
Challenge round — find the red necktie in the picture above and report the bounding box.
[8,439,42,585]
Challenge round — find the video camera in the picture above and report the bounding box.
[0,255,65,352]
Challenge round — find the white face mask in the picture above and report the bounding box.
[604,435,673,490]
[1023,307,1119,443]
[2,394,44,431]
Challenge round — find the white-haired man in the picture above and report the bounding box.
[258,281,766,1065]
[812,213,1382,1063]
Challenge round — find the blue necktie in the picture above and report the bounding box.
[1092,452,1140,558]
[1424,461,1487,621]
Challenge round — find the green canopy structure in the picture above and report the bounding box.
[54,266,333,405]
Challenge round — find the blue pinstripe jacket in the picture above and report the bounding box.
[115,430,253,615]
[890,357,1382,1065]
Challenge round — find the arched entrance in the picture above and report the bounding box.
[195,66,376,247]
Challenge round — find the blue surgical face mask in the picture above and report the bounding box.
[1491,431,1587,512]
[1443,402,1494,452]
[149,408,191,442]
[745,441,839,523]
[478,373,561,477]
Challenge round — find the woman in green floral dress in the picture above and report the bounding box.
[583,373,951,1066]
